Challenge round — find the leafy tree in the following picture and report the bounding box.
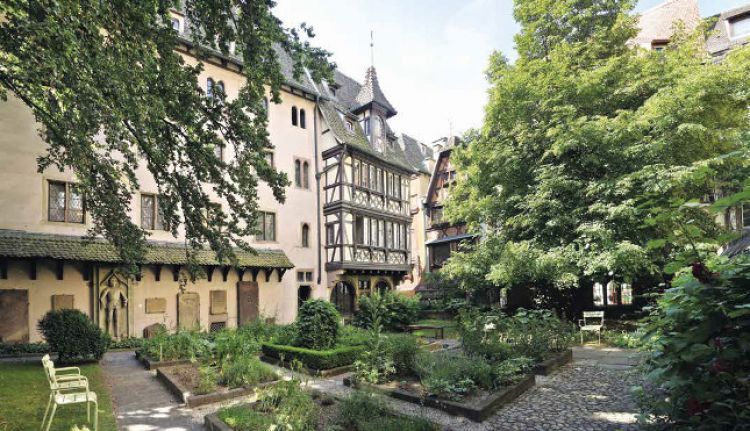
[442,0,750,304]
[0,0,333,272]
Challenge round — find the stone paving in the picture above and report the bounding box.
[101,345,643,430]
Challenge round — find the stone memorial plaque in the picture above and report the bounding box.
[237,281,259,325]
[145,297,166,314]
[51,294,74,311]
[0,290,29,343]
[210,290,227,315]
[177,292,200,330]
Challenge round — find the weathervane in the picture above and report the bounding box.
[370,30,374,67]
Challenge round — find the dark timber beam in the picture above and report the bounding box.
[277,268,287,282]
[263,268,273,282]
[206,266,215,282]
[251,268,260,282]
[172,265,180,282]
[29,259,37,280]
[82,262,92,281]
[154,265,162,282]
[135,265,142,282]
[55,260,64,281]
[0,258,7,279]
[236,268,245,282]
[222,267,231,282]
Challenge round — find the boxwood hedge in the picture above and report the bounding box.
[261,343,364,370]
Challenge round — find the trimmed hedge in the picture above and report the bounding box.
[0,342,50,356]
[261,343,364,370]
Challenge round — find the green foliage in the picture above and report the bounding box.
[108,337,144,350]
[0,342,50,356]
[195,365,218,395]
[219,356,277,388]
[459,308,574,362]
[601,329,646,349]
[37,309,109,363]
[0,1,334,272]
[261,343,363,371]
[296,299,340,350]
[213,327,261,365]
[441,0,750,305]
[637,257,750,429]
[353,323,395,384]
[334,391,436,431]
[257,379,319,430]
[138,329,212,362]
[338,325,374,347]
[353,292,421,331]
[218,405,274,431]
[387,334,421,377]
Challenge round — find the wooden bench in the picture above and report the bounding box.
[405,324,445,339]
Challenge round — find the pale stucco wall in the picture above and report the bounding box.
[0,51,333,339]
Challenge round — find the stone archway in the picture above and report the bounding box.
[375,279,391,295]
[98,270,130,340]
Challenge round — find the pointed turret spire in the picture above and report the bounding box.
[354,65,397,117]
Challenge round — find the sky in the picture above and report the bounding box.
[274,0,749,144]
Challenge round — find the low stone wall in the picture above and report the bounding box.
[156,365,278,407]
[532,349,573,376]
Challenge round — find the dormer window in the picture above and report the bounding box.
[206,78,214,99]
[651,40,668,51]
[171,17,181,32]
[730,13,750,39]
[345,121,353,132]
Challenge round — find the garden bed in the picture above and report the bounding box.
[135,349,192,370]
[205,388,438,431]
[260,343,363,376]
[157,364,278,407]
[532,349,573,376]
[344,373,535,422]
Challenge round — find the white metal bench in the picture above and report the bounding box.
[578,311,604,344]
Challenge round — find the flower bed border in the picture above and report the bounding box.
[135,350,192,370]
[260,354,354,377]
[156,365,278,407]
[532,349,572,376]
[343,373,535,422]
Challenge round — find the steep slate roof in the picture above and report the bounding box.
[0,230,293,268]
[398,134,433,175]
[353,67,397,117]
[706,4,750,57]
[632,0,701,47]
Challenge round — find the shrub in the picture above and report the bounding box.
[219,405,274,430]
[196,365,218,394]
[261,343,363,370]
[138,329,211,362]
[0,342,50,356]
[220,356,277,388]
[353,292,421,331]
[353,327,395,384]
[257,379,319,430]
[269,323,298,345]
[37,309,109,363]
[387,333,420,377]
[109,337,144,350]
[414,351,493,400]
[335,391,436,431]
[338,325,373,347]
[296,299,340,350]
[459,308,574,362]
[637,258,750,429]
[213,327,261,365]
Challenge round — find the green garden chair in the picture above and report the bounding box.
[40,355,98,431]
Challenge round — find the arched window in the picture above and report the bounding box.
[375,280,390,295]
[263,98,269,117]
[216,81,225,99]
[294,159,301,187]
[291,106,298,126]
[206,78,214,99]
[302,161,309,189]
[301,223,310,248]
[331,282,355,316]
[299,109,306,129]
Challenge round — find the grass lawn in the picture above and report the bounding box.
[0,361,117,431]
[411,318,459,339]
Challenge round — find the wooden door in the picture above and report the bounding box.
[237,281,259,325]
[0,290,29,343]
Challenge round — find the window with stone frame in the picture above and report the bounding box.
[256,211,276,241]
[302,161,310,189]
[141,193,168,231]
[291,106,298,126]
[48,180,84,223]
[214,144,224,162]
[730,13,750,39]
[300,109,306,129]
[265,151,274,168]
[301,223,310,248]
[294,159,302,187]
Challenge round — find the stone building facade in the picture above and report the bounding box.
[0,11,431,342]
